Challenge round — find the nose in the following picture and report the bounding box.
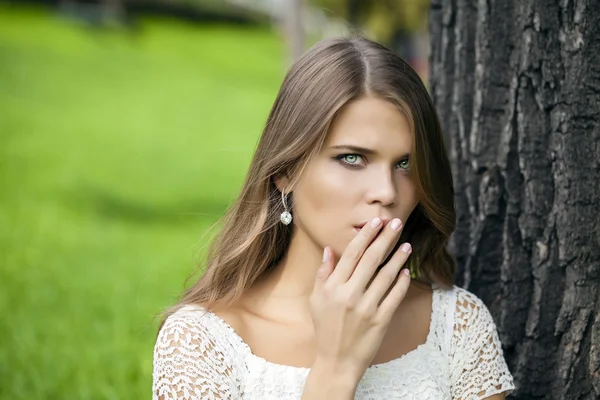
[365,167,398,207]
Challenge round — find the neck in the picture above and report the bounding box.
[242,227,321,322]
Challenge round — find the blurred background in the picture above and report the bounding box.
[0,0,429,398]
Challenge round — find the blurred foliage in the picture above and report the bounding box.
[312,0,430,45]
[0,4,283,399]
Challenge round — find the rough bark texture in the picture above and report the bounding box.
[429,0,600,398]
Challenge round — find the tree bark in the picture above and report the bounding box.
[429,0,600,398]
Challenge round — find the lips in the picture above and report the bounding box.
[354,222,367,231]
[353,218,392,232]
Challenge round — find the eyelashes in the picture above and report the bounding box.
[333,153,410,171]
[335,154,362,166]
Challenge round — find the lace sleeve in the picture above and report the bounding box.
[450,289,515,399]
[152,309,244,400]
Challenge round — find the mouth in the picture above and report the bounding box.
[353,218,392,232]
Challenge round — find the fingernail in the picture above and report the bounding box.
[322,247,329,262]
[371,217,382,228]
[390,218,402,230]
[402,268,411,276]
[401,243,412,253]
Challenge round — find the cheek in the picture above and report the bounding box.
[404,177,419,205]
[292,162,358,242]
[296,163,354,213]
[400,177,419,217]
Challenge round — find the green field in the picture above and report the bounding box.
[0,5,284,398]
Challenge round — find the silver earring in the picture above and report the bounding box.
[280,187,292,225]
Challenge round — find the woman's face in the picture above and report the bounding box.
[290,96,419,258]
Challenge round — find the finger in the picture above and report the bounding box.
[360,242,412,308]
[313,246,335,292]
[329,217,383,283]
[376,264,412,324]
[346,218,404,290]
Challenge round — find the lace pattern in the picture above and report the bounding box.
[449,289,515,399]
[152,308,244,399]
[152,286,515,399]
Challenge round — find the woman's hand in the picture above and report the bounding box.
[306,217,412,390]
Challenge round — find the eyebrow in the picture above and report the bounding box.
[330,145,377,155]
[330,145,411,159]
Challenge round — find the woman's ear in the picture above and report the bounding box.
[274,175,291,192]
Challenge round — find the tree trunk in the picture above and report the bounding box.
[429,0,600,398]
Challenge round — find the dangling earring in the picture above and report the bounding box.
[280,187,292,225]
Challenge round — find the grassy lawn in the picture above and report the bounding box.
[0,5,284,399]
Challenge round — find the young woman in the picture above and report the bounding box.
[152,37,515,399]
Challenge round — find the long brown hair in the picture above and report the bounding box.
[171,37,455,316]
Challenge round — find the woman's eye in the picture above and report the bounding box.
[343,154,361,164]
[397,158,410,170]
[335,154,409,170]
[336,154,364,166]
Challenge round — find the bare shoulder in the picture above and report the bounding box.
[209,303,247,335]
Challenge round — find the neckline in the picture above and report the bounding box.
[197,284,441,372]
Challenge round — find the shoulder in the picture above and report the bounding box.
[451,286,487,310]
[452,286,485,307]
[450,286,496,328]
[154,303,250,369]
[157,304,214,343]
[435,285,494,324]
[155,304,247,358]
[433,285,499,350]
[153,305,246,399]
[443,287,515,398]
[154,305,226,364]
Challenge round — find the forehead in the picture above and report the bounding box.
[325,96,413,151]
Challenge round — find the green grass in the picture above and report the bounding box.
[0,5,284,399]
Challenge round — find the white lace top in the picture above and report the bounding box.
[152,285,515,399]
